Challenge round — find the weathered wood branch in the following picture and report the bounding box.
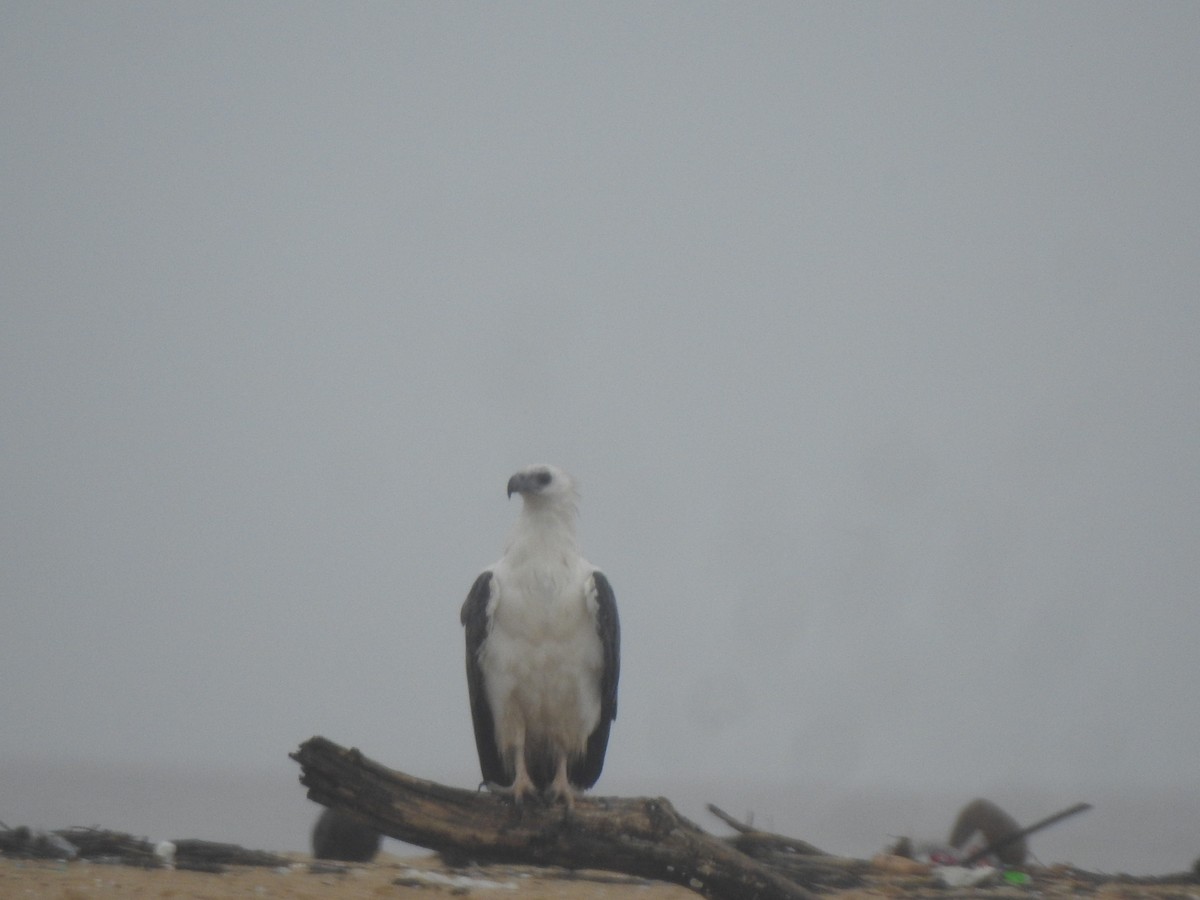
[290,735,815,900]
[0,825,290,872]
[705,805,869,891]
[961,801,1092,866]
[707,803,832,857]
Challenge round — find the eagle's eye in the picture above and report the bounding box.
[535,470,553,487]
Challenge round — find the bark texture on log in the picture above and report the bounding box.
[291,736,814,900]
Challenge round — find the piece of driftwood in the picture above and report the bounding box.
[291,735,815,900]
[706,804,869,891]
[0,826,87,861]
[0,826,291,872]
[960,801,1092,866]
[171,839,292,870]
[707,803,831,856]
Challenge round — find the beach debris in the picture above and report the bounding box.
[310,806,381,862]
[956,799,1092,866]
[949,797,1029,865]
[154,840,176,869]
[308,861,356,875]
[292,734,1200,899]
[890,797,1093,870]
[0,826,289,871]
[868,852,930,876]
[934,864,999,887]
[392,865,519,891]
[1004,868,1032,885]
[884,836,960,866]
[707,803,869,891]
[170,838,291,870]
[0,827,78,860]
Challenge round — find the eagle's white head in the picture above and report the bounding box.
[504,464,581,555]
[506,464,578,508]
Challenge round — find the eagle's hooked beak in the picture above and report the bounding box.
[506,473,526,499]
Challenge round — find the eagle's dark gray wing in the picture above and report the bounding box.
[572,570,620,789]
[460,571,506,787]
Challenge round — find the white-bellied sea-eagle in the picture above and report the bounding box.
[460,464,620,807]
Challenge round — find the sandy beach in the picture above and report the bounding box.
[0,853,698,900]
[7,850,1200,900]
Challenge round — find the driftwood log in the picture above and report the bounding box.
[0,825,290,872]
[291,735,815,900]
[959,801,1091,866]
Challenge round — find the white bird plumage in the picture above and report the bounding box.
[461,464,620,807]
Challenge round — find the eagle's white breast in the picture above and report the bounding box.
[481,553,604,759]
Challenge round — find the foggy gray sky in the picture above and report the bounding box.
[3,1,1199,867]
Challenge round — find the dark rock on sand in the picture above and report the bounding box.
[311,808,381,863]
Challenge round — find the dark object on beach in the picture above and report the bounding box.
[949,798,1028,865]
[950,798,1094,867]
[170,838,293,870]
[311,807,381,862]
[0,826,79,860]
[0,825,289,871]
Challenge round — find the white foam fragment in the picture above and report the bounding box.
[936,865,997,887]
[397,867,519,891]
